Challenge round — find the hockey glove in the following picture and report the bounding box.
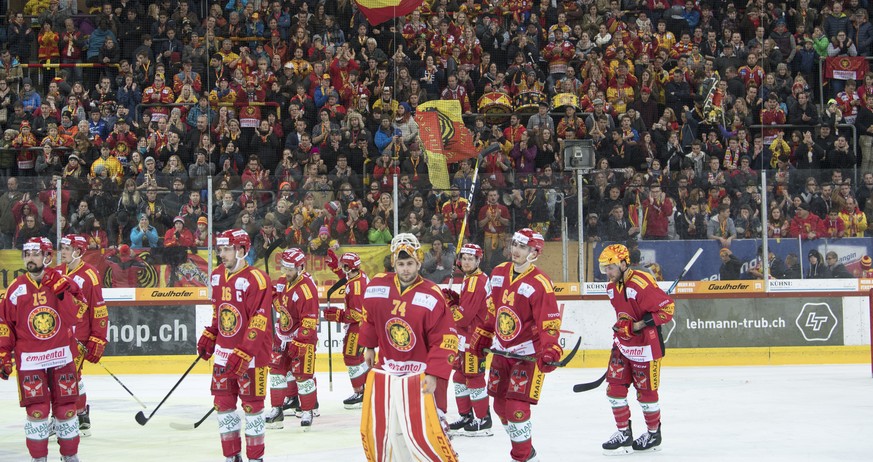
[326,248,340,271]
[42,270,78,298]
[323,307,344,323]
[225,348,252,377]
[537,343,563,373]
[468,326,494,358]
[85,336,107,363]
[613,317,637,341]
[197,327,218,360]
[286,341,301,359]
[441,288,460,308]
[0,350,12,380]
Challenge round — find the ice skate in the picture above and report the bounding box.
[60,456,80,462]
[31,457,46,462]
[281,396,299,416]
[462,413,493,437]
[224,455,242,462]
[300,410,313,431]
[78,405,91,437]
[602,425,634,455]
[632,424,661,452]
[296,401,320,418]
[448,412,473,435]
[265,406,284,429]
[343,391,364,409]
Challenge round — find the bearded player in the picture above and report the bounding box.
[197,229,272,462]
[58,234,108,437]
[0,237,85,462]
[324,250,370,409]
[359,233,459,462]
[469,228,563,462]
[444,244,494,437]
[599,244,674,454]
[265,248,320,430]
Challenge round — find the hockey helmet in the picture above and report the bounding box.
[391,233,423,264]
[280,248,306,269]
[340,252,362,271]
[60,234,89,254]
[599,244,630,273]
[216,229,252,253]
[512,228,545,254]
[23,237,54,256]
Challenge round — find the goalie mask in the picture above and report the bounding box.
[391,233,423,265]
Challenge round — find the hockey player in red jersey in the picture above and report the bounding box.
[0,237,85,462]
[59,234,108,437]
[444,243,494,437]
[469,228,563,462]
[598,243,674,454]
[359,233,459,462]
[323,250,370,409]
[197,229,272,462]
[264,248,320,430]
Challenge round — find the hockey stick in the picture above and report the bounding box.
[135,356,200,425]
[448,143,500,293]
[485,337,581,368]
[324,277,347,392]
[169,407,215,431]
[572,247,704,393]
[77,341,147,409]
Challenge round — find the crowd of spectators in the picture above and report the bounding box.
[0,0,872,276]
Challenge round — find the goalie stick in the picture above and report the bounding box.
[485,337,581,368]
[572,247,703,393]
[135,356,200,425]
[169,407,216,431]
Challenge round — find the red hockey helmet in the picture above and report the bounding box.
[216,229,251,253]
[458,243,484,260]
[340,252,362,270]
[281,248,306,269]
[23,237,54,256]
[512,228,545,254]
[60,234,89,254]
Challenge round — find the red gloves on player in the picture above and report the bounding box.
[42,269,79,298]
[613,317,637,341]
[225,347,253,377]
[468,326,494,358]
[441,289,460,308]
[326,248,344,277]
[538,343,563,373]
[85,336,107,363]
[197,327,217,360]
[0,350,13,380]
[323,307,344,323]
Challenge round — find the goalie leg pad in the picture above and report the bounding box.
[215,395,242,458]
[24,403,51,459]
[505,399,534,462]
[243,400,266,461]
[361,369,457,462]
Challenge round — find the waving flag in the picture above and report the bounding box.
[415,100,479,191]
[355,0,424,26]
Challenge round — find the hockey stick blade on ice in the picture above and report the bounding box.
[77,341,147,409]
[572,247,704,393]
[486,337,581,368]
[135,356,200,426]
[169,407,215,430]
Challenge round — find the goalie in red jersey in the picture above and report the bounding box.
[58,234,108,438]
[444,244,494,437]
[324,250,370,409]
[468,228,563,462]
[197,229,272,462]
[359,233,459,462]
[0,237,86,462]
[599,243,675,455]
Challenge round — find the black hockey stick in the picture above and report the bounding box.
[77,341,147,409]
[324,277,347,392]
[169,407,215,430]
[485,337,581,368]
[572,247,703,393]
[135,356,200,425]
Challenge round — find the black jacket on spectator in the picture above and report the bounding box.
[788,101,820,126]
[676,210,708,240]
[720,254,743,280]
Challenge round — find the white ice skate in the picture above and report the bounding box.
[300,410,313,431]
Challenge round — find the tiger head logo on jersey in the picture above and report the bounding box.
[218,303,242,337]
[276,306,291,331]
[28,306,60,340]
[496,306,521,342]
[385,317,416,352]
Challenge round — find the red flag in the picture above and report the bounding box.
[825,56,870,80]
[415,100,478,164]
[355,0,424,26]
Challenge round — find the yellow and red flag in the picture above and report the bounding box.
[355,0,425,26]
[415,100,478,164]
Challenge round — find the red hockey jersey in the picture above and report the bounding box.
[606,269,675,362]
[59,261,108,343]
[359,273,458,380]
[274,272,319,346]
[486,263,561,356]
[209,264,272,368]
[454,270,491,352]
[342,272,369,325]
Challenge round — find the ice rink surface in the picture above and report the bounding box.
[1,363,871,461]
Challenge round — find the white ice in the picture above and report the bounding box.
[1,364,871,461]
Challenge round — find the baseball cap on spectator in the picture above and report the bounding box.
[828,99,837,106]
[641,86,652,94]
[408,142,420,151]
[197,216,207,226]
[322,73,331,79]
[593,98,604,105]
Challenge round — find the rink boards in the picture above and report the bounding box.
[79,283,873,374]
